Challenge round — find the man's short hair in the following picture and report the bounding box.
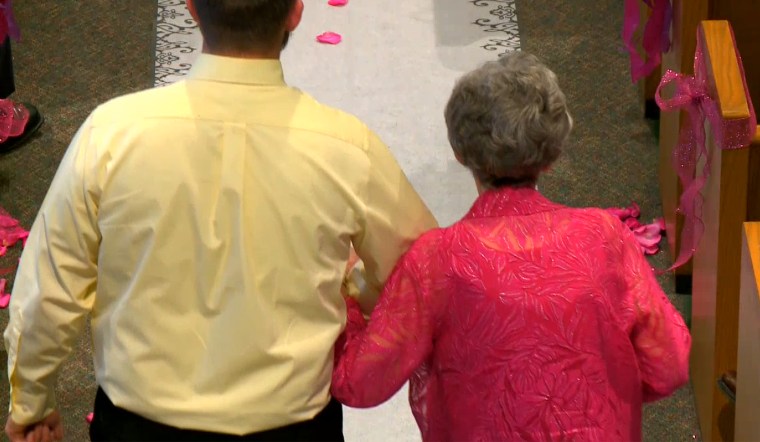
[192,0,297,52]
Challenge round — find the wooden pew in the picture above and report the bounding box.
[690,21,760,442]
[658,0,760,294]
[736,222,760,440]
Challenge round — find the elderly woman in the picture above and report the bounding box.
[331,52,691,441]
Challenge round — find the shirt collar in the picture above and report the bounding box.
[186,54,286,86]
[463,186,565,220]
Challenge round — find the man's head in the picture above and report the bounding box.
[187,0,304,57]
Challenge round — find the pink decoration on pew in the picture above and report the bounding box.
[86,412,94,424]
[605,203,666,255]
[655,24,757,271]
[316,32,342,45]
[0,0,21,42]
[622,0,672,82]
[328,0,348,6]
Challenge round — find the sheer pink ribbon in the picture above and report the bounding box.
[0,0,21,42]
[655,26,757,271]
[623,0,672,83]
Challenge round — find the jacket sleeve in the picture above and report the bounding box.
[619,225,692,402]
[332,231,443,407]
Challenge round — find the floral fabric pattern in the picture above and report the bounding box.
[332,187,690,441]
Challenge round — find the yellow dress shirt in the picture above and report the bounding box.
[4,54,437,434]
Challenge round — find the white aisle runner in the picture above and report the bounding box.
[155,1,519,440]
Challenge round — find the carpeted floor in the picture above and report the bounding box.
[0,0,699,441]
[0,2,156,441]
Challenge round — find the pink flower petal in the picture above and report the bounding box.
[328,0,348,5]
[0,279,9,309]
[629,202,641,218]
[654,217,666,231]
[633,222,661,238]
[86,412,94,424]
[642,243,660,255]
[624,217,641,229]
[316,32,342,45]
[636,234,662,248]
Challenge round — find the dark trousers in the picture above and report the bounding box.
[0,37,14,98]
[90,387,345,442]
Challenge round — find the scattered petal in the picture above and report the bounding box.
[86,412,94,424]
[632,221,664,254]
[316,32,342,45]
[328,0,348,5]
[642,243,660,255]
[628,202,641,218]
[605,203,663,255]
[0,281,9,309]
[623,217,641,229]
[633,222,661,238]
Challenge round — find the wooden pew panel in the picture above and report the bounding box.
[736,223,760,441]
[712,3,760,109]
[690,20,757,442]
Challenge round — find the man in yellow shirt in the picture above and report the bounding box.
[3,0,437,440]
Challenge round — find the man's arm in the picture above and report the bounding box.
[350,131,437,313]
[4,118,100,425]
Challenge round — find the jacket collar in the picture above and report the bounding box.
[463,186,565,219]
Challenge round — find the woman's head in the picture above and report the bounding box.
[445,52,572,189]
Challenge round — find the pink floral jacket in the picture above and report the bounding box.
[332,187,691,441]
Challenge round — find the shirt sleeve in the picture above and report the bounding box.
[3,117,101,424]
[618,225,692,402]
[332,231,443,407]
[351,131,438,314]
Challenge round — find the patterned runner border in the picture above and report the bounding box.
[155,0,520,86]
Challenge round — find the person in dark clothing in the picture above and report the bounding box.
[0,1,43,154]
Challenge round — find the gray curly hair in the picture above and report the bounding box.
[445,51,572,188]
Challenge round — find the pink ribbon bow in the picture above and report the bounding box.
[655,25,757,270]
[0,0,21,42]
[622,0,672,83]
